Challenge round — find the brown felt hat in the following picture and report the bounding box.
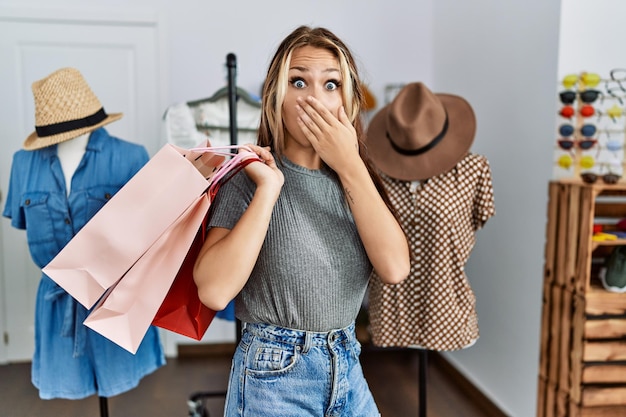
[23,67,122,151]
[366,82,476,181]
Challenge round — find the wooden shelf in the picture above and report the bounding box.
[538,181,626,417]
[592,239,626,251]
[585,285,626,316]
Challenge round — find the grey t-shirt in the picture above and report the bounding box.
[208,156,372,331]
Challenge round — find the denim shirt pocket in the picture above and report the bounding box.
[21,192,59,267]
[84,185,120,219]
[22,192,55,243]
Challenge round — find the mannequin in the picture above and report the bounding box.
[57,133,88,195]
[365,83,495,415]
[3,68,165,414]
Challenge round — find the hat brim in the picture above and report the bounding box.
[23,113,123,151]
[366,94,476,181]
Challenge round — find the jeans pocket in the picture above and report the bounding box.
[245,337,299,378]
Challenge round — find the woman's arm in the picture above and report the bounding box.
[334,158,410,284]
[296,96,410,284]
[193,146,284,311]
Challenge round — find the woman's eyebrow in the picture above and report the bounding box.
[289,66,340,74]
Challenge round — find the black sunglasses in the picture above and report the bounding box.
[581,172,621,185]
[559,89,603,105]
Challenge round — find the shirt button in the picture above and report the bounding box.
[25,199,31,205]
[64,218,71,225]
[104,193,112,199]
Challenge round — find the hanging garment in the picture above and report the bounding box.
[162,87,261,149]
[368,153,495,351]
[3,128,165,399]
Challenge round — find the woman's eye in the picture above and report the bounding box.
[325,81,339,91]
[291,79,306,89]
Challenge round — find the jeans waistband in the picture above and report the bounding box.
[243,322,356,353]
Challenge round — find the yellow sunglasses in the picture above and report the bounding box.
[562,72,601,89]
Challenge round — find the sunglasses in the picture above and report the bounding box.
[557,138,598,151]
[558,123,596,137]
[557,154,573,169]
[556,154,596,170]
[610,68,626,83]
[605,86,625,105]
[606,139,624,152]
[581,172,621,185]
[602,104,624,120]
[559,104,595,118]
[562,72,601,89]
[559,89,603,104]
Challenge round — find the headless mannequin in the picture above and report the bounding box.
[57,133,88,195]
[57,132,110,417]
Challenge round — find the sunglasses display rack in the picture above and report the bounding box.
[553,70,626,186]
[537,182,626,417]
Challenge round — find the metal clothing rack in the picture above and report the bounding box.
[187,52,242,417]
[99,53,242,417]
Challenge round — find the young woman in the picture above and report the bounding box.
[193,25,410,416]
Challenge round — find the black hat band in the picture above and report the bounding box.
[35,108,108,137]
[386,112,449,156]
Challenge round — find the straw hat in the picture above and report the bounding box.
[366,82,476,181]
[23,67,122,150]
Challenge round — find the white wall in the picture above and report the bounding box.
[0,0,432,113]
[558,0,626,76]
[431,1,562,416]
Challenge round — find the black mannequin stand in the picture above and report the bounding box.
[99,396,108,417]
[418,350,427,417]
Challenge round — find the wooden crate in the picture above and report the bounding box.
[538,181,626,417]
[568,403,626,417]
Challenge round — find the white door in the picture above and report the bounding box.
[0,7,163,363]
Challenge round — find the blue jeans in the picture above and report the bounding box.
[224,322,380,417]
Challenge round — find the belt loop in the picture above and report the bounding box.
[302,331,312,354]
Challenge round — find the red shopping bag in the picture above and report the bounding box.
[151,216,216,340]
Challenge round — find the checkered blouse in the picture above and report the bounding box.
[368,153,495,351]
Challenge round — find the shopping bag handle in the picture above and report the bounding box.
[188,145,254,157]
[208,150,261,198]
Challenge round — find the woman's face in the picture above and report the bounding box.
[282,45,344,149]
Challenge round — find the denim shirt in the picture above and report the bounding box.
[3,128,148,268]
[2,129,165,399]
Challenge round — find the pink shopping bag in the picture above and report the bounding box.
[83,192,210,354]
[83,149,261,353]
[42,144,227,309]
[150,207,217,341]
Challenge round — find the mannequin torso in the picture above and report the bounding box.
[57,133,88,195]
